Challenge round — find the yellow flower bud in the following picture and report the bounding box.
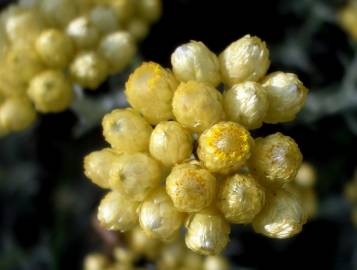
[66,16,100,49]
[249,132,302,188]
[295,162,316,188]
[262,72,308,123]
[171,41,221,86]
[125,62,178,124]
[98,31,137,75]
[97,191,139,232]
[185,208,230,255]
[172,81,225,133]
[127,18,149,41]
[35,29,74,68]
[137,0,162,23]
[339,2,357,40]
[157,240,186,270]
[0,96,36,132]
[223,81,268,129]
[217,173,265,224]
[27,70,74,113]
[203,256,229,270]
[89,6,118,34]
[139,187,185,240]
[149,121,193,166]
[109,153,161,201]
[102,109,152,153]
[252,189,305,239]
[219,35,270,86]
[40,0,77,27]
[197,121,253,174]
[83,253,110,270]
[83,148,121,189]
[181,252,203,270]
[166,163,216,212]
[70,51,108,90]
[128,227,162,259]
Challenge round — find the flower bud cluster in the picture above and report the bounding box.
[0,0,161,136]
[84,35,309,255]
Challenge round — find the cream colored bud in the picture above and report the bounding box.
[83,253,110,270]
[219,35,270,86]
[157,240,186,269]
[149,121,193,166]
[98,31,137,74]
[0,96,36,132]
[128,227,162,259]
[27,70,74,113]
[35,29,74,68]
[102,109,152,153]
[127,18,149,41]
[217,173,265,224]
[185,208,230,255]
[89,6,118,34]
[40,0,77,27]
[203,256,229,270]
[262,72,308,123]
[171,41,221,86]
[252,189,305,239]
[66,16,100,49]
[223,81,268,129]
[172,81,225,133]
[70,51,108,90]
[295,162,316,188]
[166,163,216,212]
[109,153,161,201]
[125,62,178,124]
[139,187,185,240]
[97,191,139,232]
[83,148,121,189]
[137,0,162,23]
[197,121,253,174]
[249,132,302,188]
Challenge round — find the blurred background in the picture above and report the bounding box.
[0,0,357,269]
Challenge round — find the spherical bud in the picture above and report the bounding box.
[252,189,305,239]
[149,121,193,166]
[40,0,77,27]
[166,163,216,212]
[157,240,186,270]
[97,191,139,232]
[139,187,185,241]
[4,8,44,43]
[197,121,253,174]
[125,62,178,124]
[137,0,162,23]
[181,252,203,270]
[217,173,265,224]
[109,153,161,201]
[127,18,149,41]
[185,208,230,255]
[249,132,303,187]
[223,81,268,129]
[172,81,225,133]
[0,66,27,97]
[27,70,74,113]
[0,96,36,132]
[295,162,316,188]
[262,72,308,123]
[89,6,118,34]
[98,31,137,75]
[219,35,270,86]
[203,256,229,270]
[66,16,100,49]
[171,41,221,86]
[95,0,134,23]
[70,51,108,90]
[83,253,110,270]
[35,29,74,68]
[102,109,152,153]
[83,148,121,189]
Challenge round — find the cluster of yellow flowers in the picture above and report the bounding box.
[345,170,357,226]
[84,227,229,270]
[0,0,161,136]
[339,0,357,40]
[84,35,309,255]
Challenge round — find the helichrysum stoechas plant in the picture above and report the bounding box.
[83,227,230,270]
[84,34,309,255]
[0,0,161,136]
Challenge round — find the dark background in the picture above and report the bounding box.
[1,0,357,269]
